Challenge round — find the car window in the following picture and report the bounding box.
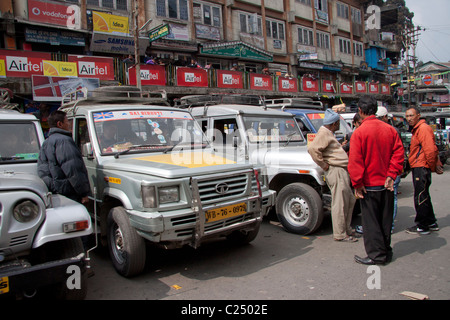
[0,122,40,162]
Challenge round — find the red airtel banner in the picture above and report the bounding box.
[216,70,243,89]
[249,73,273,91]
[68,55,114,80]
[0,49,51,78]
[381,83,390,95]
[369,83,379,94]
[340,82,353,94]
[176,67,208,87]
[128,65,166,86]
[277,77,297,92]
[355,81,367,93]
[302,77,318,92]
[322,80,336,93]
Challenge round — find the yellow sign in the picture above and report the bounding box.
[0,59,5,78]
[43,60,78,77]
[93,11,129,35]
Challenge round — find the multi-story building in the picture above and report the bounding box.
[0,0,399,107]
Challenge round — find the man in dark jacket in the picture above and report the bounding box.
[38,110,90,203]
[348,96,404,265]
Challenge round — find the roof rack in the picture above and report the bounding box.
[59,86,170,116]
[264,97,324,110]
[0,88,20,111]
[175,94,264,109]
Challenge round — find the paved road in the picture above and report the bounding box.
[86,171,450,300]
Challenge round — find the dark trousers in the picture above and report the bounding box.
[412,167,437,229]
[360,188,394,262]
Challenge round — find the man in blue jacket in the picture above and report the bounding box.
[38,110,90,204]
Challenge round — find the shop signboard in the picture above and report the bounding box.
[128,65,166,86]
[0,49,51,78]
[250,74,273,91]
[43,60,77,77]
[27,0,80,29]
[68,55,114,80]
[340,82,353,94]
[176,67,208,87]
[31,75,99,101]
[355,81,367,93]
[92,11,129,35]
[216,70,243,89]
[278,77,297,93]
[322,80,335,93]
[302,77,318,92]
[148,24,170,43]
[369,83,379,94]
[25,27,85,46]
[90,32,149,55]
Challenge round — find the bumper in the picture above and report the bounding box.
[0,253,86,296]
[261,189,276,216]
[129,195,264,247]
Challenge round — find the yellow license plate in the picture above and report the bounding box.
[0,277,9,295]
[205,203,247,223]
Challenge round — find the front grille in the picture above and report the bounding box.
[195,172,251,205]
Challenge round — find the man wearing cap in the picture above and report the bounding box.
[308,109,357,242]
[348,96,404,265]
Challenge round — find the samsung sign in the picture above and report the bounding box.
[90,32,149,55]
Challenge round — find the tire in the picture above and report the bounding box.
[275,183,323,235]
[226,222,261,245]
[107,207,146,277]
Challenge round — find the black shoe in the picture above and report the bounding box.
[405,225,431,235]
[428,223,439,231]
[354,255,386,265]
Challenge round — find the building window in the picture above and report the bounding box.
[87,0,128,10]
[193,2,221,27]
[351,7,361,24]
[339,38,351,54]
[316,31,330,49]
[240,12,262,36]
[314,0,328,13]
[353,42,363,56]
[337,2,349,19]
[156,0,188,20]
[298,26,314,46]
[266,19,285,40]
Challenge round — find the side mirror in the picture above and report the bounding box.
[82,142,94,160]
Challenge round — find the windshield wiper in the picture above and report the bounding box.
[113,144,166,158]
[283,132,297,147]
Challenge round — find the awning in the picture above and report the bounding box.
[200,41,273,62]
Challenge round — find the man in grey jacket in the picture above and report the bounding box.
[38,110,90,204]
[308,109,357,242]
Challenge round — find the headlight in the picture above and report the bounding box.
[159,186,180,204]
[13,200,39,223]
[141,185,156,208]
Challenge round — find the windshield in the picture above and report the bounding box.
[0,122,40,163]
[242,116,304,144]
[306,112,352,135]
[93,109,208,155]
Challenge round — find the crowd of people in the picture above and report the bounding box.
[308,95,443,265]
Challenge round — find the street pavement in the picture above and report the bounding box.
[86,170,450,300]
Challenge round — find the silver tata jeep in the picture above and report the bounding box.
[0,109,92,299]
[60,87,275,277]
[179,95,330,235]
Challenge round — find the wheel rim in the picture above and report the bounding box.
[111,223,125,264]
[283,196,310,227]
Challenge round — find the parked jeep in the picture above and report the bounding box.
[179,95,330,235]
[60,87,274,277]
[0,109,92,299]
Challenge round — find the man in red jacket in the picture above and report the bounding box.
[348,96,404,265]
[405,106,443,235]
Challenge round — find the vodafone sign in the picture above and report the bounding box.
[28,0,81,29]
